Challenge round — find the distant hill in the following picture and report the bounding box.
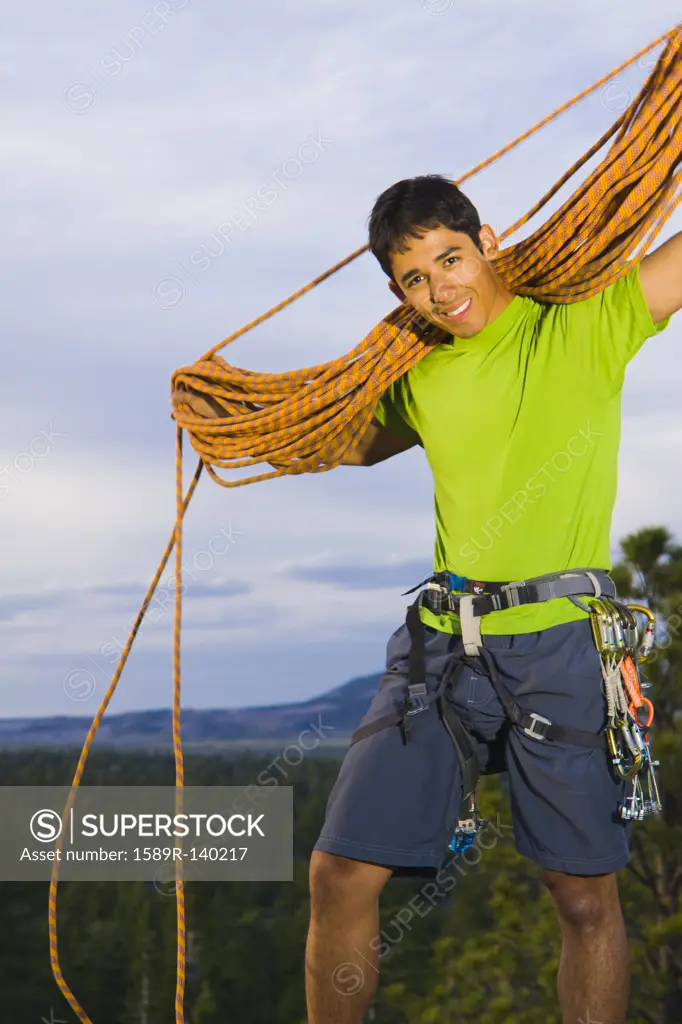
[0,672,384,752]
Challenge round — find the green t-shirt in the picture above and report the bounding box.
[374,264,669,635]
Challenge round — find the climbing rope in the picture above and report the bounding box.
[49,22,682,1022]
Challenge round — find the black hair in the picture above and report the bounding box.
[367,174,482,280]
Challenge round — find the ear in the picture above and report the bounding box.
[388,280,405,303]
[478,225,500,260]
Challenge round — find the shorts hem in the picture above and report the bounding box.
[516,841,630,876]
[314,834,444,871]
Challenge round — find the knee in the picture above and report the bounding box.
[309,851,391,916]
[540,869,618,934]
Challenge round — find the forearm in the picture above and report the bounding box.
[340,429,422,466]
[640,230,682,323]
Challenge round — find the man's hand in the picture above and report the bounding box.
[171,388,229,421]
[640,230,682,324]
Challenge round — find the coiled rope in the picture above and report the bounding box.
[49,22,682,1022]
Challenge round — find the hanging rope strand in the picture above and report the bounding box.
[48,22,681,1024]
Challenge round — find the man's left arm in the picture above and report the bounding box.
[639,230,682,324]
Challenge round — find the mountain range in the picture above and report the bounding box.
[0,671,384,752]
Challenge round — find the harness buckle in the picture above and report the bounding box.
[404,683,429,716]
[420,584,454,615]
[523,712,552,741]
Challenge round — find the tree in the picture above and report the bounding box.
[611,527,682,1024]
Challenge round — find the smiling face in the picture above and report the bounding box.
[388,224,514,339]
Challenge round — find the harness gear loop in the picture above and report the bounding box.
[628,602,656,661]
[585,570,602,598]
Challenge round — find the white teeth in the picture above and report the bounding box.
[445,300,469,316]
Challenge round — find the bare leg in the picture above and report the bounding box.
[542,869,629,1024]
[306,851,392,1023]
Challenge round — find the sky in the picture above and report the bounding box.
[1,0,681,718]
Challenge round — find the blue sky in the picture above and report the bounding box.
[1,0,681,717]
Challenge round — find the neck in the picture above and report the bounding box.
[486,284,517,325]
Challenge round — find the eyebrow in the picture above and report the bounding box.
[399,245,462,286]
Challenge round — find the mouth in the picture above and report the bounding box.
[436,297,472,323]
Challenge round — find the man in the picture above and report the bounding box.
[303,175,681,1024]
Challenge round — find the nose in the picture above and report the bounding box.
[429,276,458,307]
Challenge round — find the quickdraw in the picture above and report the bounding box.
[448,796,490,856]
[588,599,662,820]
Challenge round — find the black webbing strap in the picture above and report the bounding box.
[402,572,508,597]
[436,676,481,802]
[350,597,481,802]
[348,704,412,746]
[473,645,609,751]
[406,598,481,801]
[349,598,438,747]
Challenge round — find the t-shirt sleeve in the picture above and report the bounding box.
[581,262,670,380]
[373,377,419,439]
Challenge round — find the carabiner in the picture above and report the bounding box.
[607,718,643,781]
[619,720,645,779]
[590,599,617,655]
[627,603,656,662]
[603,600,628,658]
[629,696,654,729]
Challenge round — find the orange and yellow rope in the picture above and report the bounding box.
[48,22,682,1022]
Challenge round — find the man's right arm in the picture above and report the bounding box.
[170,391,421,466]
[341,417,422,466]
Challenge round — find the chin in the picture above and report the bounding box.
[448,323,479,339]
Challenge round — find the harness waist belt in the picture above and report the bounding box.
[415,568,616,617]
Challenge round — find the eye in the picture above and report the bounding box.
[444,255,459,267]
[406,275,423,288]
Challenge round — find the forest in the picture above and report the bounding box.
[1,526,680,1023]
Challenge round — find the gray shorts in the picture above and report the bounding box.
[314,617,631,876]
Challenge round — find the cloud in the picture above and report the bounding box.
[0,581,250,623]
[2,0,682,714]
[285,560,430,590]
[0,593,64,622]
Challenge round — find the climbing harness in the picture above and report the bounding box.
[587,599,661,819]
[350,568,620,854]
[349,570,663,851]
[47,21,682,1023]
